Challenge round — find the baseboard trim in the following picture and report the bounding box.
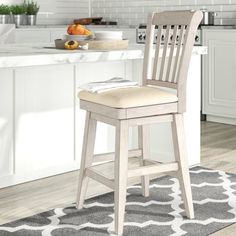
[207,115,236,126]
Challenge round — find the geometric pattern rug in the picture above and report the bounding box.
[0,166,236,236]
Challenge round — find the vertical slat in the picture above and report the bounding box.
[159,24,171,81]
[166,25,178,82]
[176,25,191,84]
[171,114,194,219]
[76,112,97,209]
[114,120,129,235]
[138,125,150,197]
[171,25,185,83]
[177,25,196,113]
[151,25,163,81]
[142,13,155,85]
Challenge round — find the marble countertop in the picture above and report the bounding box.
[0,44,207,69]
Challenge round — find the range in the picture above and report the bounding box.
[136,24,202,45]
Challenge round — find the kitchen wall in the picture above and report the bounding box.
[92,0,236,26]
[2,0,89,25]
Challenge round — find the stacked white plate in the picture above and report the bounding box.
[63,34,93,41]
[94,31,123,40]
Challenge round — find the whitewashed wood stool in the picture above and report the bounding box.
[76,10,203,235]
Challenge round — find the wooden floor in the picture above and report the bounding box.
[0,121,236,235]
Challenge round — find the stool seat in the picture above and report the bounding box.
[79,86,178,108]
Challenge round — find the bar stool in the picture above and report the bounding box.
[76,10,203,235]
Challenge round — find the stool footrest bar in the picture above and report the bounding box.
[86,168,115,190]
[93,149,142,163]
[128,162,179,178]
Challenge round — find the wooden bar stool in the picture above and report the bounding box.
[76,10,203,235]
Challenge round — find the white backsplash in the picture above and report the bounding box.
[2,0,236,26]
[92,0,236,26]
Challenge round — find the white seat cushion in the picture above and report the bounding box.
[79,86,178,109]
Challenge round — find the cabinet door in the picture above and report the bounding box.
[15,64,75,173]
[0,69,13,177]
[15,30,51,43]
[203,30,236,119]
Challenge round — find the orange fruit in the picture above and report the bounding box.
[67,24,92,35]
[84,29,92,36]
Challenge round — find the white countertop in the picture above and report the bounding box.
[0,44,207,69]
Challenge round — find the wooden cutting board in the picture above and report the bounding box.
[79,39,129,50]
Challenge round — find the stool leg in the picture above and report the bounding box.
[76,111,97,209]
[171,114,194,219]
[138,125,150,197]
[114,120,129,236]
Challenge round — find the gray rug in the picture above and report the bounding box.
[1,166,236,236]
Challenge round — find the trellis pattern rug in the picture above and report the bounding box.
[1,166,236,236]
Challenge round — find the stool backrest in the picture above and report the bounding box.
[142,10,203,112]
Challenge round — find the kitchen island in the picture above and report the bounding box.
[0,44,207,188]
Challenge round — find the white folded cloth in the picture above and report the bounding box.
[79,77,139,93]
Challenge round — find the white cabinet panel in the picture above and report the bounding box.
[15,64,75,173]
[15,28,66,44]
[0,61,131,187]
[15,30,51,43]
[203,30,236,123]
[0,69,13,177]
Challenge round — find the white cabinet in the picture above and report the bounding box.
[15,28,67,43]
[0,69,13,178]
[0,48,203,187]
[0,60,131,188]
[202,29,236,125]
[15,29,51,43]
[15,65,75,175]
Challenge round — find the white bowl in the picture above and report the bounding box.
[63,34,93,41]
[94,31,123,40]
